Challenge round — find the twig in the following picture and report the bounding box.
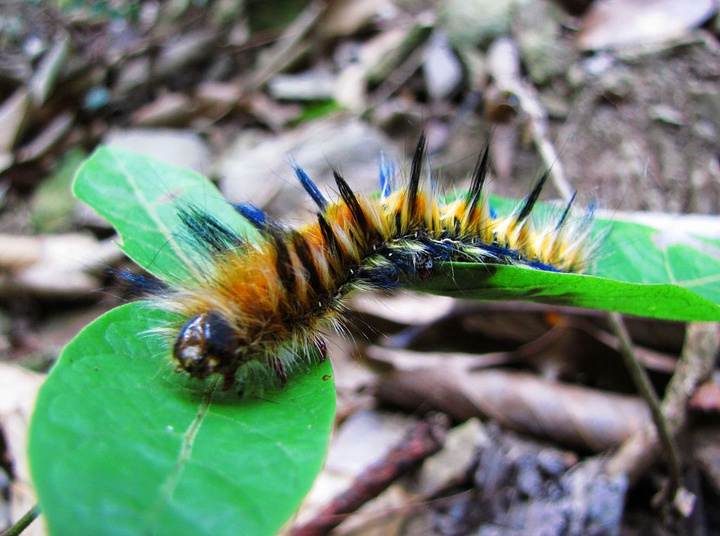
[487,36,574,202]
[291,413,449,536]
[366,42,429,112]
[607,322,720,508]
[1,504,40,536]
[244,0,326,93]
[607,311,682,496]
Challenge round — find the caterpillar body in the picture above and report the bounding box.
[151,136,594,390]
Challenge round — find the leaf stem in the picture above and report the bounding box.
[1,504,40,536]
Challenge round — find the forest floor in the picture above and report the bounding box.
[1,1,719,535]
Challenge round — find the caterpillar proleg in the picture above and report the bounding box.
[148,136,595,390]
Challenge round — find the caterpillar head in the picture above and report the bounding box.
[173,310,238,381]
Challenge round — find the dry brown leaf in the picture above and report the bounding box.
[576,0,717,50]
[689,381,720,412]
[105,129,212,174]
[376,363,651,451]
[0,234,122,298]
[692,426,720,495]
[0,363,46,536]
[15,112,75,163]
[351,293,456,326]
[318,0,395,38]
[131,93,195,127]
[0,89,30,171]
[28,35,71,107]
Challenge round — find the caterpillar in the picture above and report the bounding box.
[148,135,595,390]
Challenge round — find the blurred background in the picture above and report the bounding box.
[1,0,719,534]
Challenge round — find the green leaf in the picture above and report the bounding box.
[30,147,337,536]
[413,263,720,321]
[420,195,720,320]
[592,219,720,307]
[73,146,254,282]
[29,303,335,536]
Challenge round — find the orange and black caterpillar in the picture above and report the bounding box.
[145,136,594,390]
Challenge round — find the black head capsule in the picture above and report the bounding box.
[173,310,238,382]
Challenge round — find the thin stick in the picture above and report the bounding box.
[291,414,449,536]
[607,322,720,483]
[487,37,574,202]
[2,504,40,536]
[244,1,325,92]
[607,312,682,495]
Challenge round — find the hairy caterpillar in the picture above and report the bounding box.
[146,136,594,390]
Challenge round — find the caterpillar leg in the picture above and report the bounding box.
[268,356,288,387]
[313,336,328,362]
[221,364,240,391]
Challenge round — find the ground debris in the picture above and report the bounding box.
[433,425,626,536]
